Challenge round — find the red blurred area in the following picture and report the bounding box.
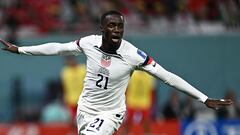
[115,120,180,135]
[0,120,180,135]
[0,123,77,135]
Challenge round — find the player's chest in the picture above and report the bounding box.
[85,47,132,79]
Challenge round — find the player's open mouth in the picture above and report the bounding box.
[112,36,120,42]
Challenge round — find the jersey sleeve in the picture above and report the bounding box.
[141,59,208,103]
[18,41,82,56]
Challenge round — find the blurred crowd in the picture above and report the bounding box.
[0,0,240,38]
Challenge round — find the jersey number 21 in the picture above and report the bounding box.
[96,74,108,89]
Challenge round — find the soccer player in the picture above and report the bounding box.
[0,10,233,135]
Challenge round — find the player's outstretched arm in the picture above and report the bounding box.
[1,39,81,56]
[204,98,233,110]
[142,59,233,109]
[0,39,19,53]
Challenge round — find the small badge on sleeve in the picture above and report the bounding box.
[137,49,147,60]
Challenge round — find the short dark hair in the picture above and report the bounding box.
[100,10,124,26]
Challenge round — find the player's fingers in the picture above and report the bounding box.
[219,99,233,105]
[0,39,10,47]
[0,39,6,45]
[0,40,14,51]
[213,100,233,110]
[212,100,233,110]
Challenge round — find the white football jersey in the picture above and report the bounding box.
[77,35,147,115]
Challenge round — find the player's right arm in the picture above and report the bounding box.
[127,45,232,110]
[0,39,82,56]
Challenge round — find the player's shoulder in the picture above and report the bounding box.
[120,39,138,54]
[81,35,101,41]
[120,39,148,66]
[80,35,102,48]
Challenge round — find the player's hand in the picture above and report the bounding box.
[0,39,19,53]
[204,98,233,110]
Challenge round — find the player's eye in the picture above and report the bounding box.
[108,24,113,27]
[108,23,115,28]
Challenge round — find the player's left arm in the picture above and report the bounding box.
[141,56,233,110]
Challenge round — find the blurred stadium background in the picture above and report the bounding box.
[0,0,240,135]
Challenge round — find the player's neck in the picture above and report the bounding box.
[100,43,120,54]
[100,45,116,54]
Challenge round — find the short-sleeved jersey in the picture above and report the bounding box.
[77,35,148,115]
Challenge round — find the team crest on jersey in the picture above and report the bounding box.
[137,49,147,59]
[101,54,111,67]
